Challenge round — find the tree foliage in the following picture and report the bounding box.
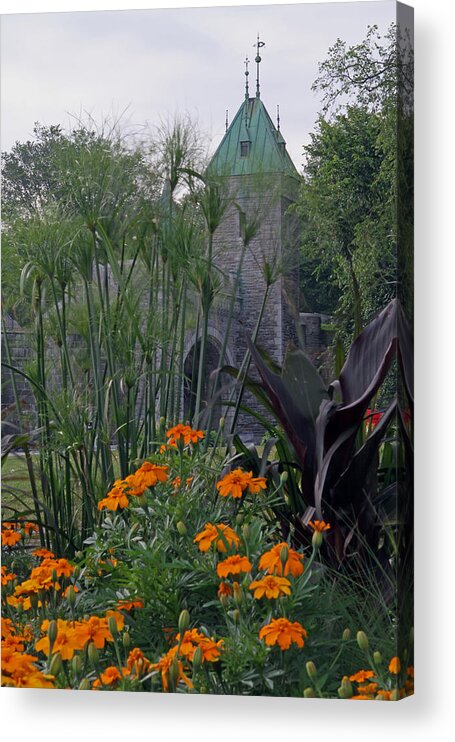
[297,23,413,342]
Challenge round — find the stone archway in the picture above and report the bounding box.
[183,335,233,430]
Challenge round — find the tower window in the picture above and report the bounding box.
[240,141,250,158]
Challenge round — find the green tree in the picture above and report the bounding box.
[297,23,413,340]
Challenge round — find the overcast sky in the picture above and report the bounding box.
[1,1,397,170]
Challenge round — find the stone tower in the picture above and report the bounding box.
[183,44,301,438]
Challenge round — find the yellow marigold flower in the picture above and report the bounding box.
[308,520,331,532]
[389,656,401,674]
[98,486,130,511]
[216,554,252,578]
[349,669,376,683]
[216,468,266,499]
[249,575,292,600]
[259,617,307,651]
[194,523,240,553]
[1,528,21,547]
[150,646,193,692]
[258,542,304,577]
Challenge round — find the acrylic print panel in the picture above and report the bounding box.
[1,1,413,699]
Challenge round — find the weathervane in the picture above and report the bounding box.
[244,55,250,99]
[254,34,265,98]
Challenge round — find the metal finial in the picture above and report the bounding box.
[244,55,250,99]
[277,104,280,132]
[225,109,229,132]
[253,33,265,98]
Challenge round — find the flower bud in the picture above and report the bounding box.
[79,678,91,691]
[306,661,318,681]
[30,592,39,610]
[192,646,203,669]
[219,594,229,609]
[176,521,187,536]
[219,417,225,430]
[356,630,369,651]
[232,609,240,624]
[123,632,131,650]
[303,687,316,698]
[235,513,244,526]
[169,658,179,686]
[280,545,289,570]
[159,416,166,428]
[72,655,82,677]
[312,530,323,549]
[66,585,76,609]
[390,688,400,701]
[337,676,353,699]
[178,609,190,635]
[233,582,243,605]
[279,471,289,485]
[135,494,147,507]
[108,615,119,637]
[373,651,382,665]
[72,566,80,581]
[241,524,250,540]
[47,620,58,649]
[342,628,351,642]
[49,652,63,677]
[88,642,99,668]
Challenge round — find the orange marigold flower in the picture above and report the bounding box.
[216,468,266,499]
[33,548,55,559]
[1,528,21,547]
[350,694,374,700]
[1,566,16,586]
[150,646,193,692]
[357,682,379,695]
[249,575,292,600]
[98,486,130,511]
[308,520,331,532]
[126,647,151,677]
[406,665,414,678]
[389,656,401,674]
[129,461,169,491]
[73,616,112,650]
[194,523,240,553]
[166,424,204,446]
[176,629,223,663]
[349,669,376,683]
[259,617,307,651]
[376,689,393,700]
[258,542,304,577]
[217,582,233,598]
[216,554,252,579]
[93,666,124,688]
[23,522,39,536]
[117,598,144,611]
[35,619,78,661]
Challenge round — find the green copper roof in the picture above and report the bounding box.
[208,97,298,177]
